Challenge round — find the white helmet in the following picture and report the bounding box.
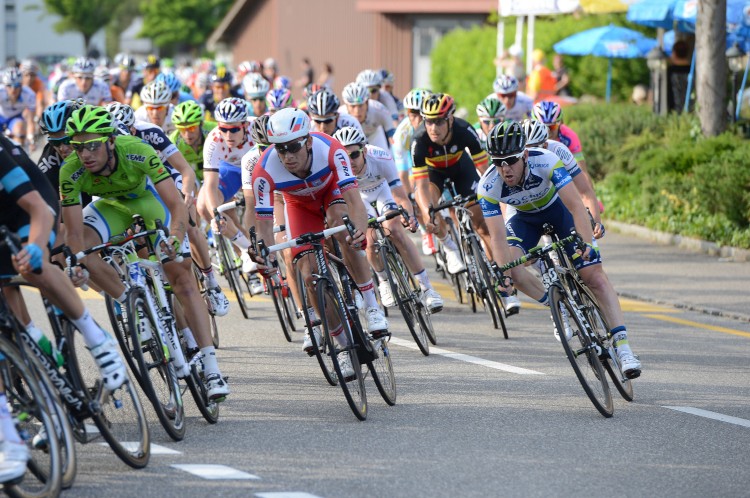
[521,119,549,147]
[140,80,172,105]
[356,69,382,88]
[214,97,249,123]
[266,107,310,144]
[72,57,96,76]
[95,66,111,84]
[493,75,518,95]
[242,73,270,99]
[105,102,135,127]
[333,126,367,147]
[341,82,369,105]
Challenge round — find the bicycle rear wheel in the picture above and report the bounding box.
[317,278,367,420]
[192,265,220,348]
[383,248,429,356]
[218,236,249,319]
[298,269,337,386]
[0,336,62,498]
[184,360,220,424]
[550,286,613,417]
[63,322,151,468]
[270,276,293,342]
[473,238,508,339]
[367,337,396,406]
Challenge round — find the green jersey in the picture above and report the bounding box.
[168,122,216,183]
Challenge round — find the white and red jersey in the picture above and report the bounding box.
[202,125,255,173]
[251,132,358,220]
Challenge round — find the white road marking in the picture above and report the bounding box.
[664,406,750,428]
[98,442,180,454]
[256,493,324,498]
[171,464,261,480]
[389,337,544,375]
[97,441,147,452]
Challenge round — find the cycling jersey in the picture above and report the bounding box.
[56,78,112,105]
[545,139,580,178]
[134,105,176,135]
[338,99,394,150]
[356,144,401,218]
[132,121,179,173]
[485,91,534,121]
[203,125,254,201]
[410,117,488,197]
[377,92,399,121]
[0,86,36,119]
[392,117,414,173]
[37,144,93,207]
[240,144,265,190]
[168,122,217,183]
[557,124,585,163]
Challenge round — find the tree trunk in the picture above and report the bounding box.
[696,0,727,137]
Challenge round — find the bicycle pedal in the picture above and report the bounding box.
[310,319,321,327]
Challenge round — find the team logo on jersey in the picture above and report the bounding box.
[450,145,458,153]
[256,177,268,205]
[127,154,146,163]
[524,172,543,189]
[38,155,61,174]
[141,131,165,146]
[69,167,85,182]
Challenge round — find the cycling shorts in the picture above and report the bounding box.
[218,161,242,203]
[284,180,345,260]
[427,157,479,198]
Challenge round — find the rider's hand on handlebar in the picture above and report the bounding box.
[211,215,227,235]
[577,242,599,261]
[593,222,606,239]
[67,264,90,288]
[346,228,367,250]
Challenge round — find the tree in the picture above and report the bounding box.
[139,0,234,54]
[42,0,122,51]
[696,0,727,137]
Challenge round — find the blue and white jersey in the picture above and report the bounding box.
[0,86,36,118]
[56,78,112,105]
[544,139,580,178]
[477,147,572,219]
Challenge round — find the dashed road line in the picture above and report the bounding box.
[664,406,750,428]
[171,464,260,480]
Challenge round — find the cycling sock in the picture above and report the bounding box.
[200,266,219,288]
[180,327,198,349]
[358,280,379,308]
[537,292,549,306]
[439,234,458,251]
[115,291,127,304]
[307,307,318,322]
[414,269,432,290]
[611,326,629,349]
[0,394,22,443]
[231,231,251,250]
[200,346,220,377]
[329,324,348,347]
[73,310,107,348]
[375,270,387,283]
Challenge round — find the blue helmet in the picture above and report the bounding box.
[40,99,84,134]
[156,72,182,93]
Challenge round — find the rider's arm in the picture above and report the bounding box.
[572,173,601,226]
[477,193,513,266]
[329,141,368,234]
[165,149,197,199]
[201,132,224,214]
[154,177,188,243]
[251,168,276,254]
[557,182,595,244]
[0,160,53,249]
[465,124,490,174]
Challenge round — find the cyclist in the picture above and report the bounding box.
[95,65,126,104]
[200,68,240,122]
[19,59,46,124]
[113,54,136,103]
[474,97,506,149]
[128,54,161,109]
[0,68,36,151]
[333,126,444,313]
[169,100,218,184]
[56,57,112,105]
[356,69,399,124]
[156,72,195,106]
[59,105,230,400]
[411,93,489,275]
[266,88,294,114]
[242,73,270,117]
[339,82,395,151]
[134,80,175,134]
[251,108,388,364]
[489,75,533,122]
[477,121,641,378]
[307,88,363,136]
[379,69,402,118]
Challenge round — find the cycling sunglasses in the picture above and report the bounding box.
[176,124,200,132]
[424,117,448,127]
[348,148,364,160]
[276,138,307,155]
[146,105,167,112]
[491,152,524,168]
[48,136,71,147]
[218,125,243,134]
[312,116,336,124]
[481,118,501,126]
[70,136,109,152]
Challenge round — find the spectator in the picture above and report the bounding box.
[632,84,648,105]
[667,40,692,113]
[317,62,334,88]
[526,49,556,102]
[552,54,571,97]
[295,58,315,92]
[495,44,526,92]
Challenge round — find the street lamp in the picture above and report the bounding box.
[726,43,745,121]
[647,46,667,115]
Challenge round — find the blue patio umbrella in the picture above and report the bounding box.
[627,0,695,32]
[553,25,658,102]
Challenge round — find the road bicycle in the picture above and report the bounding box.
[213,201,251,319]
[497,225,633,417]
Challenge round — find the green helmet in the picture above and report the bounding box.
[66,105,114,136]
[476,97,506,119]
[172,101,204,127]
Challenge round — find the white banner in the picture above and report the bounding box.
[499,0,580,17]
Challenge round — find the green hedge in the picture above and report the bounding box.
[431,14,652,121]
[565,105,750,248]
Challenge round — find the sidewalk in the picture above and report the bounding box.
[599,230,750,322]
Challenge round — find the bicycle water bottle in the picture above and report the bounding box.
[128,260,145,286]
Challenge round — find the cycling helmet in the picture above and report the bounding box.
[307,88,339,116]
[333,126,367,147]
[521,119,549,147]
[273,75,291,90]
[266,107,310,144]
[210,67,232,85]
[487,120,526,158]
[105,101,135,127]
[341,82,369,105]
[140,80,172,105]
[379,69,394,86]
[532,100,563,125]
[402,88,431,111]
[19,59,39,75]
[113,120,131,136]
[236,60,253,76]
[72,57,96,76]
[95,66,111,84]
[493,75,518,95]
[250,114,270,146]
[420,93,455,119]
[2,68,22,87]
[476,97,506,119]
[144,54,161,70]
[195,72,210,90]
[41,100,83,134]
[172,100,203,127]
[214,97,249,123]
[265,88,293,111]
[66,105,115,136]
[356,69,382,88]
[156,72,182,93]
[242,73,270,99]
[116,53,135,70]
[303,83,322,98]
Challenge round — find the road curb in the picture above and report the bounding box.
[617,291,750,323]
[605,220,750,263]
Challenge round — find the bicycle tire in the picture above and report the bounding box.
[0,336,63,498]
[382,246,429,356]
[192,265,220,349]
[317,278,367,420]
[127,289,186,441]
[550,286,613,417]
[184,363,220,424]
[472,237,508,339]
[218,236,249,319]
[297,268,337,386]
[63,322,151,468]
[270,276,293,342]
[461,236,481,314]
[106,295,142,383]
[367,336,396,406]
[577,286,634,402]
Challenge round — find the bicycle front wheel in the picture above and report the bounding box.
[367,337,396,406]
[270,276,293,342]
[473,238,508,339]
[317,278,367,420]
[383,247,429,356]
[298,269,337,386]
[550,286,613,418]
[218,236,249,319]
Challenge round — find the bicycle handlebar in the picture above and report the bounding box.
[262,224,349,256]
[214,197,245,216]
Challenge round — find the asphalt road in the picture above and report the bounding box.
[6,233,750,498]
